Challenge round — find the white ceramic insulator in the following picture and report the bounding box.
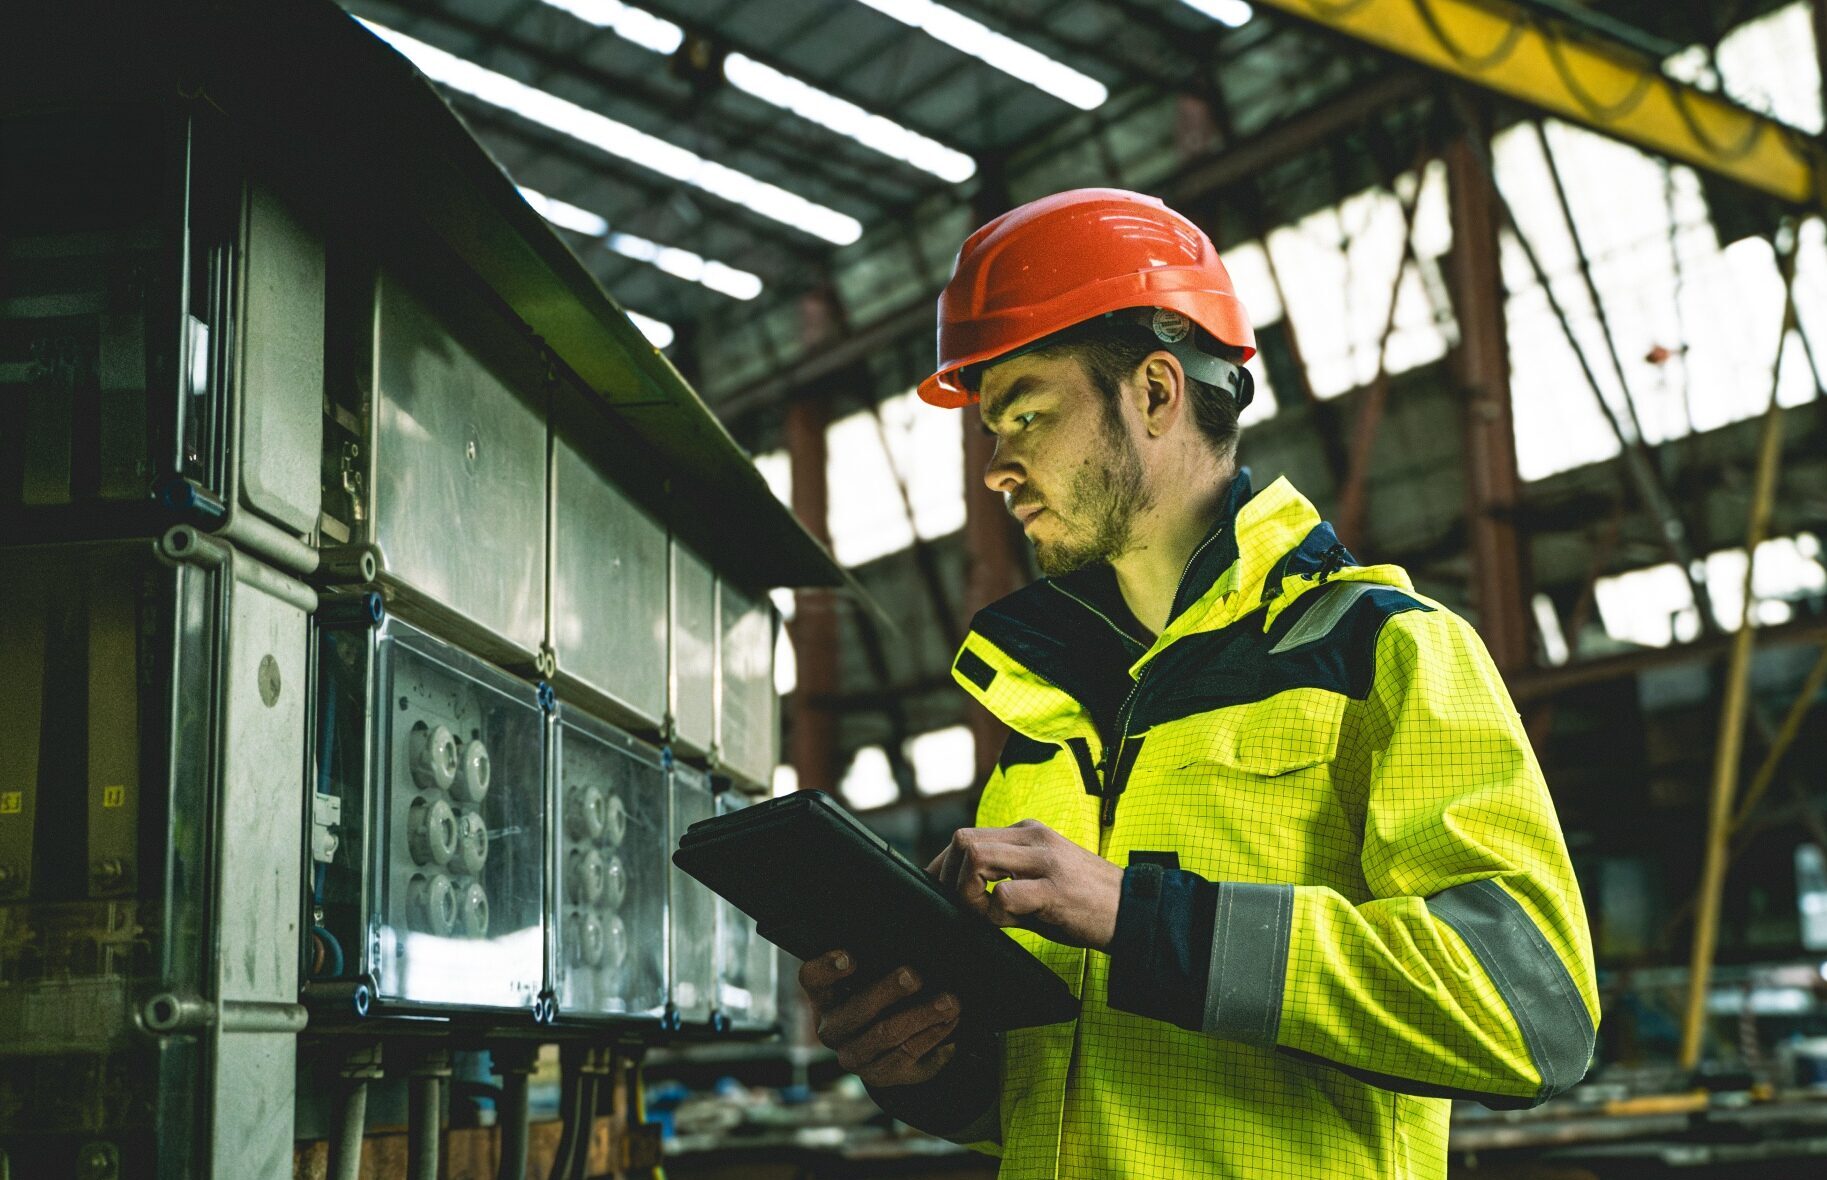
[455,810,489,875]
[455,739,491,804]
[409,723,459,792]
[407,795,458,866]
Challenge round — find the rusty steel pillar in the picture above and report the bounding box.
[787,291,843,795]
[1443,105,1532,673]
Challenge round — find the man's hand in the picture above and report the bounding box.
[798,951,961,1087]
[926,819,1123,951]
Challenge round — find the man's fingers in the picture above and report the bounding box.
[862,1041,958,1089]
[816,965,922,1046]
[835,994,958,1073]
[797,949,855,1008]
[896,1010,960,1060]
[985,877,1047,926]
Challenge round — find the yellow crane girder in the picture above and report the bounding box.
[1254,0,1824,208]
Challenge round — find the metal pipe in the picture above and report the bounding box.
[219,508,319,578]
[1679,237,1800,1070]
[327,1079,368,1180]
[408,1074,441,1180]
[159,527,319,613]
[219,1000,309,1034]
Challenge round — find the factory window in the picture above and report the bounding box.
[839,746,899,810]
[1593,533,1826,648]
[1263,164,1453,400]
[1498,118,1827,482]
[825,390,966,566]
[772,764,798,798]
[905,726,975,796]
[1713,1,1824,134]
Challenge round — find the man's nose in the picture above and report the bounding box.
[982,437,1022,495]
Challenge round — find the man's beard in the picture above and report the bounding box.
[1032,412,1152,577]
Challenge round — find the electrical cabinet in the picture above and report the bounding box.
[550,435,669,732]
[667,764,718,1027]
[716,580,780,792]
[712,792,780,1034]
[551,709,669,1023]
[0,535,310,1179]
[313,613,545,1016]
[0,107,323,545]
[321,269,547,663]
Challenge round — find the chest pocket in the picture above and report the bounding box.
[1177,686,1348,777]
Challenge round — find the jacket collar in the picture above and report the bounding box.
[950,472,1416,752]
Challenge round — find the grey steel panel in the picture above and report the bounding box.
[667,764,717,1023]
[216,558,308,1003]
[670,542,716,757]
[716,580,778,790]
[210,1028,296,1180]
[371,273,546,657]
[236,184,323,534]
[552,710,668,1021]
[551,437,668,729]
[713,792,777,1031]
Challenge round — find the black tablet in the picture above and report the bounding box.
[673,790,1079,1032]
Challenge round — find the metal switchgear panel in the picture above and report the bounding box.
[667,763,717,1026]
[669,541,716,760]
[716,580,779,792]
[551,436,668,731]
[314,614,545,1015]
[551,710,668,1023]
[713,791,779,1033]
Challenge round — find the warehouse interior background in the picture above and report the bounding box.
[7,0,1827,1177]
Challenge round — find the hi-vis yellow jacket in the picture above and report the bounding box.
[940,473,1597,1179]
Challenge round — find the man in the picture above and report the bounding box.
[798,188,1597,1179]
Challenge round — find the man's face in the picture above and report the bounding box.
[976,350,1153,577]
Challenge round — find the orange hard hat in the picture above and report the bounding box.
[917,188,1256,408]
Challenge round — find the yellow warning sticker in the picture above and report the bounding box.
[0,791,20,815]
[102,786,126,809]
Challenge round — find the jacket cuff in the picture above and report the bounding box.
[865,1031,1001,1140]
[1105,864,1218,1031]
[1203,882,1293,1046]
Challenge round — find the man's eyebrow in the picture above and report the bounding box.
[979,375,1041,427]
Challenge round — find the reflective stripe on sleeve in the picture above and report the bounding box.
[1202,882,1293,1046]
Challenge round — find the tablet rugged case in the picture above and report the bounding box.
[672,791,1079,1033]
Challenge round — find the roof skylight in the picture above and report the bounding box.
[537,1,974,182]
[851,0,1108,110]
[520,186,764,300]
[361,19,863,244]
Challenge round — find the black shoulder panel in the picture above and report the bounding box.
[997,731,1058,771]
[1129,586,1430,730]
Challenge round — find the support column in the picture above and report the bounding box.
[786,384,840,795]
[1443,103,1532,673]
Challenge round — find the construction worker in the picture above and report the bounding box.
[797,188,1597,1178]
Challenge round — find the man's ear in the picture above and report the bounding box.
[1138,351,1187,438]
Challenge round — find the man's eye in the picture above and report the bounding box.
[1015,411,1039,428]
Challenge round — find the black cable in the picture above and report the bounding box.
[327,1079,367,1180]
[571,1071,601,1180]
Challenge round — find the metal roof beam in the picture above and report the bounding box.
[1251,0,1823,207]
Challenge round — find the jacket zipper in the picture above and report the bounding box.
[1060,524,1231,830]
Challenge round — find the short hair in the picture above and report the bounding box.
[1032,317,1244,464]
